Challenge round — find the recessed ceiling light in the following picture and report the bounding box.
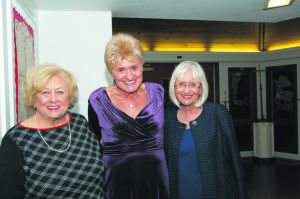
[265,0,294,9]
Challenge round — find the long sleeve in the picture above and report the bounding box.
[88,101,102,141]
[165,102,248,199]
[0,135,25,199]
[216,104,248,199]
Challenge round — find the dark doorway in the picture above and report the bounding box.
[228,67,257,151]
[266,64,298,153]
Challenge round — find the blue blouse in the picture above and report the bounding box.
[179,128,202,199]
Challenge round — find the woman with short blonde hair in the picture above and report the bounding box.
[89,33,169,199]
[0,64,104,198]
[23,64,78,109]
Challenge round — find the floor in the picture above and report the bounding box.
[243,158,300,199]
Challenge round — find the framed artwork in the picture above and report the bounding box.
[228,68,257,119]
[13,7,35,122]
[266,64,298,153]
[228,67,257,151]
[266,65,297,119]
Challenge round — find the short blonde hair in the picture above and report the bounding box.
[104,33,144,73]
[169,61,209,108]
[23,64,78,110]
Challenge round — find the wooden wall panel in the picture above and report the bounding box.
[265,18,300,50]
[113,18,260,52]
[112,17,300,52]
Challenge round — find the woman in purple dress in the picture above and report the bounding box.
[88,33,169,199]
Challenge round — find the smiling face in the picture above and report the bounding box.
[34,74,70,123]
[175,68,202,107]
[111,59,143,94]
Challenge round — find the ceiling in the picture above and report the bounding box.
[27,0,300,23]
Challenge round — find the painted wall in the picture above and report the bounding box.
[0,0,19,140]
[37,11,113,118]
[0,3,113,142]
[0,0,7,140]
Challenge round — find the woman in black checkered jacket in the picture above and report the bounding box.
[0,64,105,199]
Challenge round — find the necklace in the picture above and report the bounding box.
[35,113,72,153]
[129,104,133,108]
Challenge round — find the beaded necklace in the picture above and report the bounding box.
[35,113,71,153]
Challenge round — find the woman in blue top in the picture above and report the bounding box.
[164,61,248,199]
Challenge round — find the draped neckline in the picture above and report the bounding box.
[103,83,150,120]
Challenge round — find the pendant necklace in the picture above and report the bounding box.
[35,113,72,153]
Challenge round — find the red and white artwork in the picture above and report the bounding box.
[13,7,35,122]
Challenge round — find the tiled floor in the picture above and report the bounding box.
[243,158,300,199]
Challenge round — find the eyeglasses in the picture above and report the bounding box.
[175,82,201,90]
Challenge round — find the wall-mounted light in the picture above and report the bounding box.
[265,0,294,9]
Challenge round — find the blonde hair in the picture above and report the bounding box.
[104,33,144,72]
[169,61,209,108]
[23,64,78,110]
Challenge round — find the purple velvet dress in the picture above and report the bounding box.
[88,82,169,199]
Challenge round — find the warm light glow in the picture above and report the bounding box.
[208,48,260,52]
[140,40,300,52]
[266,42,300,50]
[140,42,260,52]
[266,0,294,9]
[142,47,260,52]
[209,44,260,52]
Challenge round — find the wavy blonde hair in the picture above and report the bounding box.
[23,64,78,110]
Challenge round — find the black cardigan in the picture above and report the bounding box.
[164,102,248,199]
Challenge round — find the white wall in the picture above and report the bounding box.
[0,0,17,141]
[37,11,113,118]
[0,0,7,141]
[1,8,112,141]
